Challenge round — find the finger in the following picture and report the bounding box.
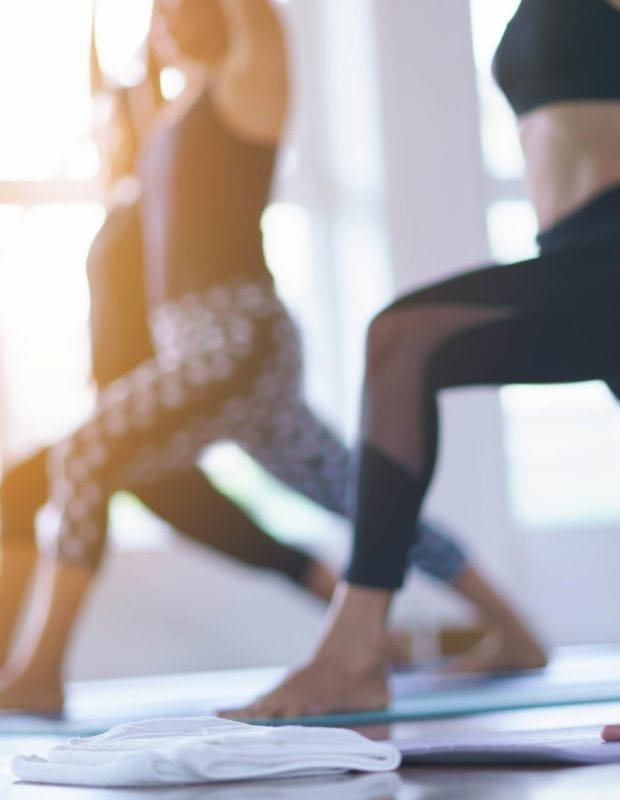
[601,724,620,741]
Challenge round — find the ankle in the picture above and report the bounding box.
[10,664,63,689]
[302,560,337,603]
[315,584,392,670]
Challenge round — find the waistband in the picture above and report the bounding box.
[536,183,620,254]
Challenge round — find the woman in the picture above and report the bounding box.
[0,0,544,711]
[230,0,620,720]
[0,10,340,671]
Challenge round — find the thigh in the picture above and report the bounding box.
[115,285,302,487]
[381,237,620,390]
[387,236,620,315]
[58,286,282,496]
[430,305,620,390]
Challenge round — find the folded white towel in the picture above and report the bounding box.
[11,717,401,787]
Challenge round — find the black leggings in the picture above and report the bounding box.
[347,185,620,589]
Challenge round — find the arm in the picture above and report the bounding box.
[216,0,289,143]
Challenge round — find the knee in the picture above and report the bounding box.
[365,308,413,382]
[366,310,398,363]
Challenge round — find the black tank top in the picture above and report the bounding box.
[493,0,620,116]
[139,88,277,301]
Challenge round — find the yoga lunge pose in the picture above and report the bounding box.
[229,0,620,719]
[0,0,544,711]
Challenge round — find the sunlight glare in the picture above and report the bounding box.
[94,0,154,86]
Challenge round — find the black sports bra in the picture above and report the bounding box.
[493,0,620,116]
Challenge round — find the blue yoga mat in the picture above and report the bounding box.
[1,646,620,736]
[253,645,620,726]
[254,672,620,727]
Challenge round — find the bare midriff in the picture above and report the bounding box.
[518,102,620,230]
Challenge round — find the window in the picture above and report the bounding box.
[0,1,101,457]
[0,1,162,549]
[469,0,620,528]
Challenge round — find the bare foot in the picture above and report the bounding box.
[382,629,413,667]
[226,583,394,719]
[223,658,389,719]
[0,669,64,713]
[602,725,620,742]
[443,628,547,674]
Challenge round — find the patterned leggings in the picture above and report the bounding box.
[47,278,466,579]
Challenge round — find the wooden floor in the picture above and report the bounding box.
[4,655,620,797]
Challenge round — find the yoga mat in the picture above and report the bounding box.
[248,645,620,726]
[2,645,620,736]
[396,724,620,766]
[0,667,286,737]
[254,676,620,727]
